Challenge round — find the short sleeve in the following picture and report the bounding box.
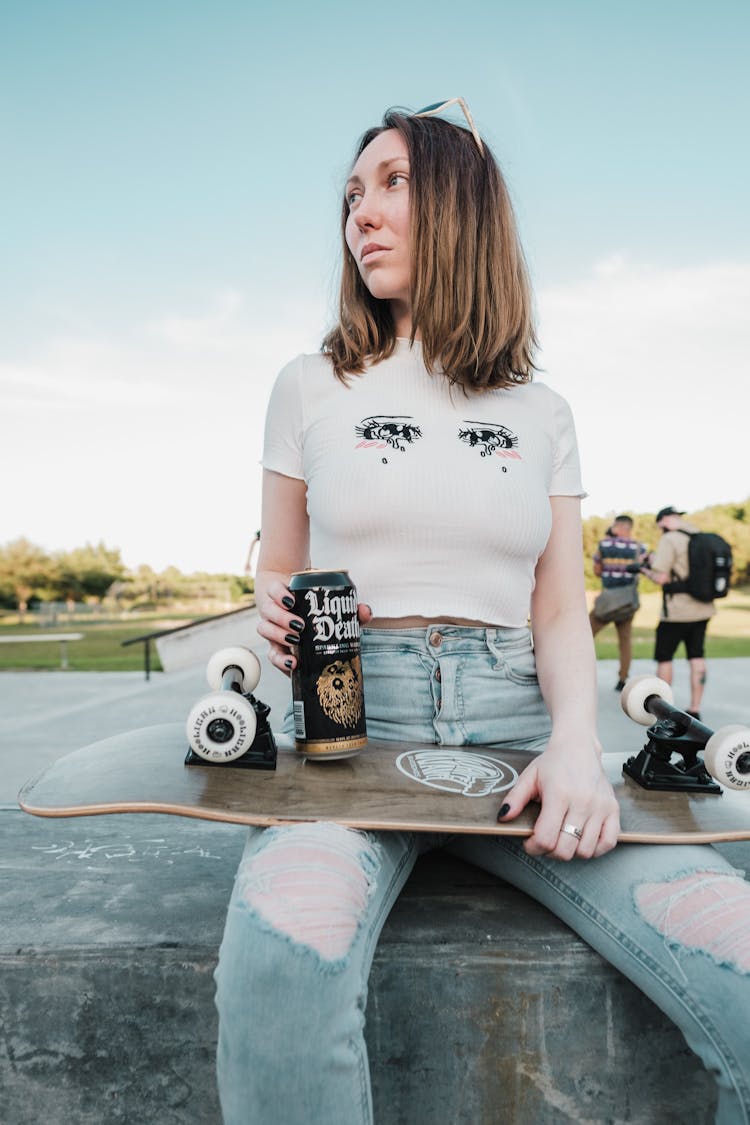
[549,391,587,498]
[651,535,677,574]
[262,355,305,480]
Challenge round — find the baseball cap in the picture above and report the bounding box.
[655,506,685,523]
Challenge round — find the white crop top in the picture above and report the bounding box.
[262,340,585,627]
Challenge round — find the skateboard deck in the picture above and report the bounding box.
[18,722,750,844]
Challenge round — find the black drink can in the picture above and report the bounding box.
[289,569,367,758]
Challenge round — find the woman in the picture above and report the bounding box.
[215,102,750,1124]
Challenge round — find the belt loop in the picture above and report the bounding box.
[485,628,502,668]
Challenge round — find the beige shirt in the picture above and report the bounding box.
[652,522,715,623]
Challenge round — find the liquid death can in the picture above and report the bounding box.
[289,569,367,758]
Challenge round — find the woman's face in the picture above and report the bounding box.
[344,129,412,329]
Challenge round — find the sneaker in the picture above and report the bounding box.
[686,710,701,721]
[615,680,626,692]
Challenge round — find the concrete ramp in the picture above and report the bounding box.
[155,607,258,671]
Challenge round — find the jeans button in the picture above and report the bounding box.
[429,632,443,647]
[435,667,442,682]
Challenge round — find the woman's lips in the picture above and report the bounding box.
[361,243,388,262]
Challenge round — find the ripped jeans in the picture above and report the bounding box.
[214,626,750,1124]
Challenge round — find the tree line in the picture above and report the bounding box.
[0,539,252,613]
[1,499,748,613]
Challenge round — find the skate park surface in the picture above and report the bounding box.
[2,613,749,1123]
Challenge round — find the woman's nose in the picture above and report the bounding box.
[354,192,381,230]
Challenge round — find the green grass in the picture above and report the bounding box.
[592,626,750,660]
[0,617,201,672]
[591,589,750,660]
[0,589,747,671]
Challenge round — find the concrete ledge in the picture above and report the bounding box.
[2,812,723,1124]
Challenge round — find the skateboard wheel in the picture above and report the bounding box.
[703,725,750,790]
[621,675,674,725]
[186,690,258,762]
[206,646,261,694]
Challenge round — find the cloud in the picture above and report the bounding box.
[0,340,172,410]
[1,289,327,411]
[3,264,746,572]
[0,290,327,573]
[536,257,750,520]
[152,290,244,346]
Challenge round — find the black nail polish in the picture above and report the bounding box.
[281,595,294,609]
[289,619,304,632]
[284,658,293,669]
[497,803,511,822]
[284,633,299,645]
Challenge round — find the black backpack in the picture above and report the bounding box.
[669,531,733,602]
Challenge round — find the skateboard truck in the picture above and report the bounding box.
[621,676,750,794]
[623,712,721,793]
[185,646,278,770]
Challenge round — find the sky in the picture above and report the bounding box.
[2,0,749,575]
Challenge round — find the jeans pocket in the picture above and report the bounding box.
[488,635,540,686]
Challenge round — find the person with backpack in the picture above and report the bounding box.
[641,505,732,719]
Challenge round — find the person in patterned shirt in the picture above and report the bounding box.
[589,514,648,691]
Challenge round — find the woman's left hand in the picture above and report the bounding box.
[498,735,620,860]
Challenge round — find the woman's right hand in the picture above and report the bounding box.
[256,581,373,677]
[256,578,304,676]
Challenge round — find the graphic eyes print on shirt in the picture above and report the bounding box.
[354,415,521,468]
[355,416,423,453]
[458,421,521,461]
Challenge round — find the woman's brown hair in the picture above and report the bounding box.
[322,109,537,390]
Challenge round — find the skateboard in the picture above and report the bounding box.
[18,654,750,844]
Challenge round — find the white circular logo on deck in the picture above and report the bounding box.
[396,749,517,797]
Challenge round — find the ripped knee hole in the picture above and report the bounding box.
[237,823,380,961]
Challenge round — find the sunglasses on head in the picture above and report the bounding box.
[412,97,484,156]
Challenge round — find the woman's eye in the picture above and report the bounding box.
[346,189,361,208]
[388,172,407,187]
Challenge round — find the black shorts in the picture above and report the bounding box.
[654,619,709,663]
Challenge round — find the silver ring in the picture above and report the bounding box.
[562,823,583,840]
